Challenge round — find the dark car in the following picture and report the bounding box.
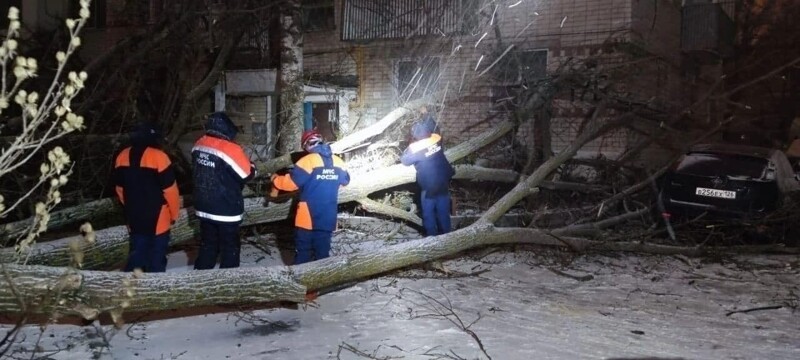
[660,143,800,218]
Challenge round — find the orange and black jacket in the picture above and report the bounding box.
[114,145,180,236]
[272,143,349,231]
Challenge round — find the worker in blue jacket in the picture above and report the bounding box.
[192,112,255,269]
[272,129,350,264]
[401,111,455,236]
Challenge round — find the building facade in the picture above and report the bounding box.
[9,0,753,166]
[303,0,700,166]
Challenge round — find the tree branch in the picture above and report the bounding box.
[357,198,422,226]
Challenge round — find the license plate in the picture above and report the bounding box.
[695,187,736,199]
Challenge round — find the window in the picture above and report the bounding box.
[396,57,440,101]
[70,0,106,28]
[238,19,271,56]
[0,1,21,29]
[518,50,548,83]
[493,49,547,85]
[302,0,335,32]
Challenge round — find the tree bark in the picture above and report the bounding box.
[4,224,791,318]
[0,198,121,244]
[524,100,553,174]
[0,263,306,318]
[277,0,304,154]
[356,198,422,226]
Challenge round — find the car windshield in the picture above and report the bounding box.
[675,152,768,179]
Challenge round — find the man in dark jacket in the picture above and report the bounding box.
[192,112,255,269]
[401,113,455,236]
[272,129,350,264]
[114,123,180,272]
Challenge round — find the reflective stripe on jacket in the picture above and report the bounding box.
[272,144,349,231]
[192,134,254,222]
[114,146,180,235]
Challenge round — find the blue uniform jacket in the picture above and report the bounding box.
[272,144,350,231]
[192,132,255,223]
[401,133,455,197]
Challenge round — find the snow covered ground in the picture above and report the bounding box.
[4,217,800,360]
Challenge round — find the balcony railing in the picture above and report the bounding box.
[341,0,476,41]
[681,1,735,61]
[239,19,270,55]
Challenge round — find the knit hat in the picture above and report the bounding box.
[130,122,161,146]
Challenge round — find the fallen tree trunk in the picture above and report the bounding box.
[356,198,422,226]
[293,225,800,291]
[4,223,794,318]
[0,163,594,247]
[0,198,122,243]
[0,263,306,319]
[0,122,515,268]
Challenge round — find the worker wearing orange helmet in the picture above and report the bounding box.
[271,129,350,264]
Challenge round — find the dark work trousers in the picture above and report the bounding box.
[125,232,170,272]
[194,220,241,269]
[294,228,332,265]
[420,190,452,236]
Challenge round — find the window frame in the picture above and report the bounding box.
[302,0,335,33]
[394,56,441,102]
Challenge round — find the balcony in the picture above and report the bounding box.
[341,0,475,42]
[681,1,735,63]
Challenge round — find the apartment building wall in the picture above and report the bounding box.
[304,0,686,167]
[46,0,687,165]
